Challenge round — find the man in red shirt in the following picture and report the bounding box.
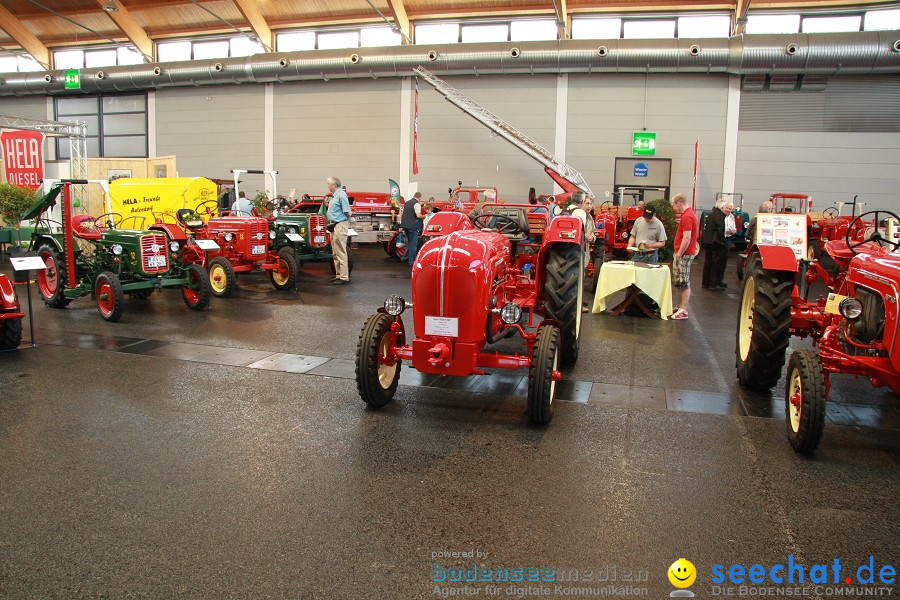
[670,193,699,320]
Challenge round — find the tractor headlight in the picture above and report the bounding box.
[110,244,123,256]
[168,241,180,252]
[269,230,276,240]
[621,232,629,239]
[288,227,297,234]
[500,302,523,325]
[839,297,863,320]
[384,294,407,316]
[223,232,234,242]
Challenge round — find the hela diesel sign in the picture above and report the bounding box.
[1,130,45,190]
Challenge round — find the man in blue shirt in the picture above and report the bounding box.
[400,192,424,267]
[326,177,351,285]
[231,191,253,216]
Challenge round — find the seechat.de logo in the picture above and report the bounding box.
[669,559,697,597]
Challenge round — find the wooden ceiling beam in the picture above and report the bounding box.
[0,3,50,67]
[231,0,273,50]
[97,0,153,59]
[555,0,569,40]
[386,0,411,44]
[733,0,751,35]
[16,0,221,21]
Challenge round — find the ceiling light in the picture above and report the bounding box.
[102,0,118,13]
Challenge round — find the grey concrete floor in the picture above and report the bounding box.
[1,246,898,599]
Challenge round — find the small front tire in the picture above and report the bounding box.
[95,271,125,322]
[528,324,561,426]
[208,256,236,298]
[269,248,298,291]
[0,316,23,350]
[182,264,212,311]
[356,313,401,408]
[785,350,826,453]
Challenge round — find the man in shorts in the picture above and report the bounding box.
[670,193,699,320]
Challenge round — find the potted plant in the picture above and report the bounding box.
[0,183,40,252]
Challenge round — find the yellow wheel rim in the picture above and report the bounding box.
[739,276,755,362]
[271,258,290,286]
[788,367,802,432]
[377,333,397,388]
[209,263,228,294]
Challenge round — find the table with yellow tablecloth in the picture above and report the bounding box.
[591,261,674,319]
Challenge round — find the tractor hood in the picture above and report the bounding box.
[851,251,900,285]
[101,229,152,244]
[412,230,510,344]
[21,186,62,221]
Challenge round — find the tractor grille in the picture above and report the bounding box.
[309,215,328,248]
[140,234,169,274]
[248,220,267,240]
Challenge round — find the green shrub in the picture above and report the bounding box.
[647,197,677,262]
[0,183,40,227]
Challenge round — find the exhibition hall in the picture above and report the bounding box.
[0,0,898,597]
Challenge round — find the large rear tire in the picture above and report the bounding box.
[785,350,826,453]
[182,263,212,311]
[544,243,583,365]
[356,313,400,408]
[94,271,125,323]
[527,324,560,426]
[208,256,236,298]
[0,316,23,350]
[735,251,794,390]
[36,244,71,308]
[269,248,298,291]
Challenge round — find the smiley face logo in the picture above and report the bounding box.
[668,558,697,588]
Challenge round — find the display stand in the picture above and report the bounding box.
[9,252,45,349]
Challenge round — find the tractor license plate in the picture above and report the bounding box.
[285,232,304,243]
[314,235,325,244]
[147,255,166,268]
[251,244,265,254]
[425,316,459,337]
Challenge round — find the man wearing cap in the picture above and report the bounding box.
[628,205,667,263]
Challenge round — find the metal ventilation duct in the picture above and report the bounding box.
[1,31,898,96]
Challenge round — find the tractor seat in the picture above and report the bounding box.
[72,215,102,240]
[176,209,205,229]
[823,240,855,269]
[482,207,530,241]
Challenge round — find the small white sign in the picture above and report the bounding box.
[285,232,304,243]
[192,239,220,251]
[347,228,358,237]
[425,316,459,337]
[9,255,47,271]
[755,213,808,259]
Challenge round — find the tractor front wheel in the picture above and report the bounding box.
[528,324,561,426]
[182,263,212,311]
[785,350,826,453]
[544,243,583,365]
[208,256,236,297]
[735,252,793,390]
[356,312,401,408]
[0,317,23,350]
[36,244,71,308]
[389,232,407,262]
[94,271,125,322]
[269,248,298,291]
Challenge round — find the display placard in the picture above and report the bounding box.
[425,316,459,337]
[284,232,304,243]
[755,213,808,259]
[9,255,46,271]
[824,293,847,315]
[192,239,220,251]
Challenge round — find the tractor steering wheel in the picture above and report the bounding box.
[823,207,839,219]
[598,201,615,213]
[473,214,524,236]
[93,212,123,230]
[195,199,219,216]
[845,210,900,255]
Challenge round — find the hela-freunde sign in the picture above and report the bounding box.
[1,130,45,190]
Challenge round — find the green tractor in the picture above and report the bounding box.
[27,180,211,322]
[268,197,353,274]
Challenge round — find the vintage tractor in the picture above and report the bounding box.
[27,181,211,322]
[356,203,586,425]
[150,199,297,297]
[736,210,900,453]
[594,198,643,259]
[0,273,24,350]
[267,197,348,275]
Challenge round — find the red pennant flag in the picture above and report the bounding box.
[412,77,419,175]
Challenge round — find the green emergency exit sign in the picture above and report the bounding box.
[64,69,80,90]
[632,131,656,156]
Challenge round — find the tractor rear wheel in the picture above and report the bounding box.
[785,350,826,453]
[208,256,236,298]
[94,271,125,322]
[269,248,298,290]
[36,244,71,308]
[0,316,23,350]
[356,312,401,408]
[735,251,794,390]
[544,243,583,365]
[182,263,211,311]
[389,232,407,262]
[527,324,560,426]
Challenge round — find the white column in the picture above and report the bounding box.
[264,83,274,197]
[721,75,741,194]
[147,90,156,158]
[553,74,569,195]
[399,77,412,197]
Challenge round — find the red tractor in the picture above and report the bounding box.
[736,210,900,453]
[356,203,586,425]
[0,273,24,350]
[151,199,297,297]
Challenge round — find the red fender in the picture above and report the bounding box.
[0,274,18,311]
[149,222,188,243]
[754,243,799,273]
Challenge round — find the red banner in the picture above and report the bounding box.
[412,78,419,175]
[1,130,45,190]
